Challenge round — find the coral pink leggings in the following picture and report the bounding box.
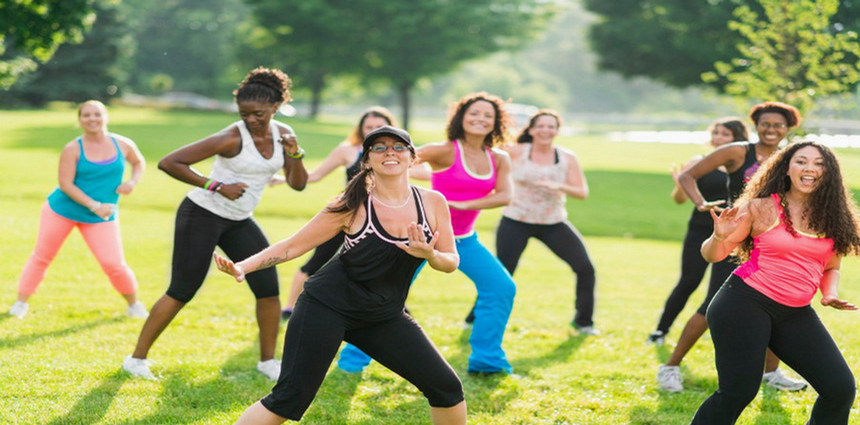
[17,203,137,296]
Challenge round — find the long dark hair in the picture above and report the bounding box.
[516,109,562,144]
[445,92,510,148]
[735,141,860,260]
[346,106,396,146]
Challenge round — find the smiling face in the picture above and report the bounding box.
[710,124,735,148]
[367,135,413,175]
[528,114,560,146]
[462,100,496,138]
[78,102,108,133]
[238,100,277,131]
[755,112,789,147]
[361,116,390,139]
[787,145,826,195]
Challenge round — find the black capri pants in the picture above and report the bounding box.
[166,197,279,302]
[495,217,596,327]
[261,293,464,420]
[691,275,855,424]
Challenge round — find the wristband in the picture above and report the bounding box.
[287,147,305,160]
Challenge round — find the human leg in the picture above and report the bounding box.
[654,224,710,335]
[474,217,529,326]
[690,277,773,424]
[78,219,139,305]
[536,221,596,328]
[456,233,515,373]
[15,203,77,301]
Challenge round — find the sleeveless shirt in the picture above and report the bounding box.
[502,144,568,224]
[344,148,363,183]
[726,142,759,207]
[303,186,433,322]
[430,140,497,236]
[688,167,730,227]
[47,136,124,223]
[187,120,287,220]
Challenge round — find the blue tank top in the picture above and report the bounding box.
[47,137,124,223]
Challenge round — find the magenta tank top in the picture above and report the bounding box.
[734,194,835,307]
[431,140,497,236]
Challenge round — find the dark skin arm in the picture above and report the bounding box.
[275,125,308,191]
[678,142,747,212]
[157,125,248,200]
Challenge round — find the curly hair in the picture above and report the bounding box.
[345,106,396,146]
[233,67,292,105]
[445,92,511,148]
[516,109,562,144]
[749,101,802,128]
[709,116,748,143]
[735,141,860,261]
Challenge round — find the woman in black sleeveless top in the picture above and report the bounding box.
[659,102,805,393]
[215,126,466,425]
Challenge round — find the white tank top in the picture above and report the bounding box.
[502,144,568,224]
[187,120,287,220]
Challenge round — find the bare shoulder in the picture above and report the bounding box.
[111,133,138,150]
[417,140,454,154]
[747,196,778,229]
[490,147,512,168]
[272,120,296,136]
[415,186,447,205]
[557,147,579,160]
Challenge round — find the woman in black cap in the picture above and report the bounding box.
[215,125,466,424]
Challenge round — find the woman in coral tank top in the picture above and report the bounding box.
[690,141,860,424]
[417,92,516,374]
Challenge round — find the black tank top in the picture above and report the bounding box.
[726,142,759,207]
[344,149,363,183]
[688,168,729,227]
[303,186,433,322]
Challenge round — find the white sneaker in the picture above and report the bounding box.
[257,359,281,380]
[574,325,601,336]
[657,365,684,392]
[126,301,149,318]
[122,355,156,380]
[9,301,28,318]
[646,330,665,346]
[762,368,807,392]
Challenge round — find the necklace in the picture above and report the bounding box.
[372,192,410,209]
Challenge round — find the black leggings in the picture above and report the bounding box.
[299,232,344,275]
[166,198,279,302]
[261,293,464,420]
[655,223,736,334]
[495,217,596,327]
[691,275,855,424]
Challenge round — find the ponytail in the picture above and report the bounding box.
[327,166,372,215]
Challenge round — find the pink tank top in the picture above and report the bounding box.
[431,140,497,236]
[734,194,835,307]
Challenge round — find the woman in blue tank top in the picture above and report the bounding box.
[9,100,147,319]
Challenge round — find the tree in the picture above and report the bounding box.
[0,0,96,89]
[355,0,556,129]
[2,0,134,106]
[702,0,860,115]
[583,0,860,89]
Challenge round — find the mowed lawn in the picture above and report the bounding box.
[1,105,859,424]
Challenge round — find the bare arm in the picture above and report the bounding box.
[700,203,752,263]
[679,144,745,212]
[116,137,145,195]
[276,127,308,190]
[448,149,514,210]
[534,149,588,199]
[215,207,348,281]
[307,143,354,183]
[819,256,856,310]
[396,189,458,272]
[670,156,701,204]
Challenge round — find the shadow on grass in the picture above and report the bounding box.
[0,316,124,350]
[752,387,792,425]
[45,371,130,425]
[301,366,364,424]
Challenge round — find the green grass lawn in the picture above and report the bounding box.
[1,105,859,424]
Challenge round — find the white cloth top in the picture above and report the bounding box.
[187,120,288,220]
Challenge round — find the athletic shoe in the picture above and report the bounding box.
[762,368,807,392]
[126,301,149,319]
[280,308,292,320]
[657,365,683,392]
[572,323,601,336]
[122,356,156,380]
[9,301,28,318]
[257,359,282,381]
[647,330,666,346]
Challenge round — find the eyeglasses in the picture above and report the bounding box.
[757,122,787,130]
[369,143,409,153]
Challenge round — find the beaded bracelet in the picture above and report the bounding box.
[287,147,305,160]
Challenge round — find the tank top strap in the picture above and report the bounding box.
[410,185,431,232]
[109,135,121,156]
[76,137,85,158]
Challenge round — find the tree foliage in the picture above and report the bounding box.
[702,0,860,115]
[0,0,97,89]
[583,0,860,90]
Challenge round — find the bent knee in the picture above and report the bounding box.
[424,374,464,408]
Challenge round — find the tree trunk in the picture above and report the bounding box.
[397,81,413,131]
[309,72,325,119]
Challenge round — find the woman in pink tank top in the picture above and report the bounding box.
[690,141,860,424]
[416,92,517,374]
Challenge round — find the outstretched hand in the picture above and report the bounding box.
[821,296,858,310]
[396,222,438,260]
[213,252,246,282]
[710,206,745,241]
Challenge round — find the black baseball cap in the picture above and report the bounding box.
[362,125,414,151]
